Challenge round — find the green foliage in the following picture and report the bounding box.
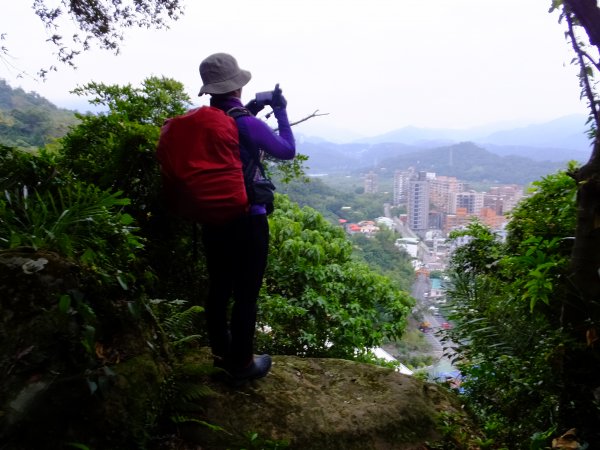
[276,176,415,293]
[0,144,65,190]
[350,228,414,291]
[266,153,309,186]
[444,170,576,448]
[0,178,142,284]
[0,79,80,148]
[60,77,191,222]
[447,221,503,275]
[503,172,576,314]
[149,299,205,351]
[428,410,493,450]
[258,195,413,358]
[385,331,436,369]
[56,77,204,301]
[144,300,221,442]
[71,77,191,127]
[277,176,388,224]
[505,236,569,311]
[65,443,92,450]
[241,431,290,449]
[505,171,577,251]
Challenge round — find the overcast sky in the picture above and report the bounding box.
[0,0,590,142]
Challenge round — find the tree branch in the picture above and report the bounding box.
[564,0,600,48]
[289,110,329,128]
[563,4,600,182]
[579,48,600,73]
[565,11,600,129]
[271,109,329,132]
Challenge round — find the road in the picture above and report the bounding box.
[386,203,459,380]
[410,273,458,380]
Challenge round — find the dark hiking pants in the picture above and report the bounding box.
[201,213,269,367]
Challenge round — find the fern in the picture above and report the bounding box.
[170,415,225,432]
[0,181,142,283]
[163,305,205,342]
[148,299,205,349]
[173,381,214,403]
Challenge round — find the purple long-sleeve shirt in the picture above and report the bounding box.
[211,96,296,214]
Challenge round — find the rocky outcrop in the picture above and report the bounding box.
[0,249,471,449]
[180,349,468,450]
[0,249,169,450]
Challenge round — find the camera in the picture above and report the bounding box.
[254,83,281,108]
[255,89,274,108]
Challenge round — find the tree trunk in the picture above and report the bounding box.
[564,0,600,47]
[561,1,600,442]
[561,147,600,443]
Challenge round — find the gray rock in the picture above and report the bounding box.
[181,350,467,450]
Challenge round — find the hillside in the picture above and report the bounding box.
[297,114,591,184]
[377,142,568,185]
[0,79,80,148]
[298,140,570,185]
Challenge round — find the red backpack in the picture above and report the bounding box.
[156,106,249,224]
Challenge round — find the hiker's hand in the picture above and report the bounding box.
[272,84,287,109]
[245,99,264,116]
[272,94,287,109]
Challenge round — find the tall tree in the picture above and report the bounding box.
[552,0,600,442]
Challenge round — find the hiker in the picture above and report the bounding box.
[198,53,296,384]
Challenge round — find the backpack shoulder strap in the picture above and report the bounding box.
[226,107,267,180]
[227,106,252,120]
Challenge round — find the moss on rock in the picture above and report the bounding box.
[0,249,170,449]
[179,349,467,450]
[1,249,476,450]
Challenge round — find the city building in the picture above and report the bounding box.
[392,168,415,206]
[450,190,485,215]
[478,206,506,229]
[429,176,464,213]
[395,237,420,259]
[484,185,524,215]
[375,216,395,229]
[364,170,378,194]
[407,171,430,235]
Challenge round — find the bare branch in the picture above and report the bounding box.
[270,109,329,133]
[289,110,329,128]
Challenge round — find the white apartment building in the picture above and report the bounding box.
[449,190,485,214]
[392,168,415,206]
[407,171,430,234]
[429,176,464,213]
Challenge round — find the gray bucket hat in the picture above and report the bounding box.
[198,53,252,95]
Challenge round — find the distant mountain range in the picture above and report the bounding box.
[297,114,592,185]
[0,77,591,186]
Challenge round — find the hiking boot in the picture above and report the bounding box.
[228,354,272,386]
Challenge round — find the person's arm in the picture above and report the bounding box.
[241,114,295,160]
[272,106,294,155]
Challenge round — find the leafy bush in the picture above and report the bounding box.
[2,183,138,257]
[258,195,414,358]
[444,171,577,448]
